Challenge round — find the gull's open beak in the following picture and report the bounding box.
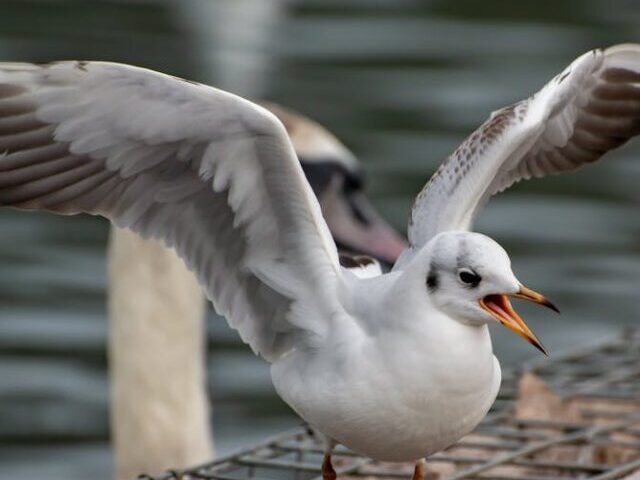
[479,285,559,355]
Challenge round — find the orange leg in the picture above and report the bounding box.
[412,458,427,480]
[322,452,337,480]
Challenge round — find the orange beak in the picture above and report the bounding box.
[479,285,559,355]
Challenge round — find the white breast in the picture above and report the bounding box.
[271,317,501,462]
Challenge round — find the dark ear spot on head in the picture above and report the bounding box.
[426,270,438,292]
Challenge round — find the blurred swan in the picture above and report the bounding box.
[108,103,405,479]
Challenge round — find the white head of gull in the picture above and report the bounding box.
[0,44,638,479]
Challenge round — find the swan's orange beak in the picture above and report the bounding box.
[479,285,558,355]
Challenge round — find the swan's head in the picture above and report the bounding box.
[262,102,406,265]
[422,231,558,354]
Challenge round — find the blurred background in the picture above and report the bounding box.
[0,1,639,479]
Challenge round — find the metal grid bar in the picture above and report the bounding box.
[141,330,640,480]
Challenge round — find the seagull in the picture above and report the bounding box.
[0,44,638,480]
[107,103,406,480]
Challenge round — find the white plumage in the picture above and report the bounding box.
[107,103,404,480]
[1,45,639,479]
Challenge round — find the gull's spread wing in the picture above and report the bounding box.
[0,61,343,361]
[398,44,640,267]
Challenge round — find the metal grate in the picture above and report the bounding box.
[141,330,640,480]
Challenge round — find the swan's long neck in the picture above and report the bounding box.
[107,228,212,480]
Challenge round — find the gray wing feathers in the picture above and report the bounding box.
[0,61,341,361]
[493,45,640,195]
[400,44,640,268]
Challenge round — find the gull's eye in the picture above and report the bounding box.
[458,268,481,287]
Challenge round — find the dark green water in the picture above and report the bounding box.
[0,1,639,478]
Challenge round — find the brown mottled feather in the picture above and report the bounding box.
[398,45,640,266]
[339,254,376,269]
